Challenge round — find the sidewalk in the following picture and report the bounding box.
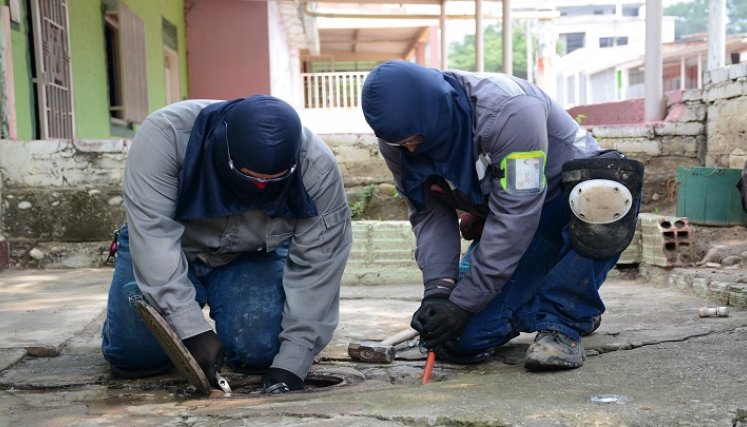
[0,267,746,426]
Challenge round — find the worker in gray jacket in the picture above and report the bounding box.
[361,61,642,370]
[102,95,352,392]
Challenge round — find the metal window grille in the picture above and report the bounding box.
[30,0,74,139]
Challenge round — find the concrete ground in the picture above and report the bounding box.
[0,267,746,427]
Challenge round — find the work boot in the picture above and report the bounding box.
[524,330,585,371]
[581,315,602,336]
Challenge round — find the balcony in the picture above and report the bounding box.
[299,71,374,134]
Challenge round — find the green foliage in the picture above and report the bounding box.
[665,0,747,39]
[448,23,529,78]
[575,114,587,125]
[350,184,380,219]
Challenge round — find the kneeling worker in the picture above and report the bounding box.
[102,95,352,392]
[361,61,643,370]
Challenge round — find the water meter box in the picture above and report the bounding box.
[676,166,747,226]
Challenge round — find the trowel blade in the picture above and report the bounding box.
[135,299,211,395]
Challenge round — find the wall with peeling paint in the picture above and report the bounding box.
[4,0,188,140]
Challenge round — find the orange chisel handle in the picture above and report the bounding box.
[422,351,436,384]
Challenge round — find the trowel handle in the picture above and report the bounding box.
[380,328,419,346]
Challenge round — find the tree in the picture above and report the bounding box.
[665,0,747,39]
[448,23,528,79]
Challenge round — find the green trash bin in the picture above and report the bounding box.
[676,166,747,226]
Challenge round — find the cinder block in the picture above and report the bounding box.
[691,276,711,298]
[708,67,730,85]
[617,221,642,264]
[344,220,470,285]
[639,214,692,268]
[728,62,747,79]
[682,88,703,102]
[670,272,692,291]
[728,284,747,308]
[707,281,732,305]
[653,121,704,136]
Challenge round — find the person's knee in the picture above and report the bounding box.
[452,324,518,353]
[224,334,279,368]
[101,325,170,374]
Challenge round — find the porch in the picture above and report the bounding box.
[298,71,374,135]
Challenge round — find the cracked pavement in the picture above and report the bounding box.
[0,268,746,426]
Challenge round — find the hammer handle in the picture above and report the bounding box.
[380,328,419,346]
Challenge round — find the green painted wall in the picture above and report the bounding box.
[67,1,111,138]
[6,0,35,139]
[5,0,188,139]
[122,0,189,116]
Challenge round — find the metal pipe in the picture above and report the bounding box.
[302,3,557,20]
[707,0,726,70]
[644,0,664,121]
[476,0,484,72]
[526,20,533,82]
[502,0,511,75]
[440,0,448,69]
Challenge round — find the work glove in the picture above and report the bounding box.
[182,330,224,389]
[411,295,471,350]
[261,367,305,394]
[459,212,485,241]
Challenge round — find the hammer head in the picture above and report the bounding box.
[347,340,396,363]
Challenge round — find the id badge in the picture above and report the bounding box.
[499,151,546,195]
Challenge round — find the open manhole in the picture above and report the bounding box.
[135,300,364,397]
[195,367,366,397]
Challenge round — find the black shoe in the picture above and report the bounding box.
[582,315,602,337]
[524,330,585,371]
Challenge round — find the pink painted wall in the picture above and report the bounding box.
[567,90,688,126]
[186,0,271,99]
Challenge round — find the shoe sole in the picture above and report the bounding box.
[524,357,583,371]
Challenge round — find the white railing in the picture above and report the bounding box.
[302,71,370,109]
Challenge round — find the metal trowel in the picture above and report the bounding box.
[135,299,231,395]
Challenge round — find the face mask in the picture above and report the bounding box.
[252,181,268,191]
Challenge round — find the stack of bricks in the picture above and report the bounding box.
[639,213,693,267]
[617,219,642,264]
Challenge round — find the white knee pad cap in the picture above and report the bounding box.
[568,179,633,225]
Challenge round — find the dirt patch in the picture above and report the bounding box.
[688,224,747,267]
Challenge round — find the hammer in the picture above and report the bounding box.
[347,328,419,363]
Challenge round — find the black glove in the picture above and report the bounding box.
[182,330,224,389]
[459,212,485,240]
[261,367,305,394]
[411,296,471,349]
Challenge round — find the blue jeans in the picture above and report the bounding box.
[450,191,621,354]
[101,226,287,377]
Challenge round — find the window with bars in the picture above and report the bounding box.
[29,0,74,139]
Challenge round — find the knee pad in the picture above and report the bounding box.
[561,154,644,259]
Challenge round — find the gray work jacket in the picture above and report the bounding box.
[379,72,602,313]
[123,100,352,379]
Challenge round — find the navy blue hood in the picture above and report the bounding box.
[174,95,317,220]
[361,61,482,211]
